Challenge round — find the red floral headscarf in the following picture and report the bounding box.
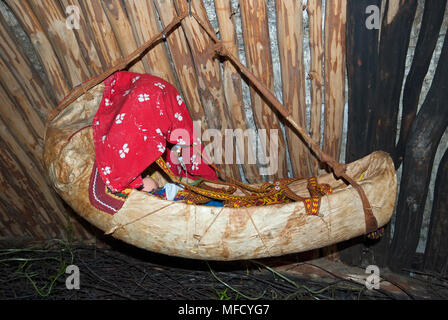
[92,71,217,192]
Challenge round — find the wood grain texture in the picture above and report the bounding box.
[175,0,241,180]
[0,116,90,241]
[389,31,448,272]
[101,0,146,73]
[345,0,381,164]
[323,0,347,162]
[28,0,91,88]
[369,0,417,156]
[58,0,104,76]
[77,0,123,69]
[124,0,177,84]
[153,0,208,129]
[214,0,262,183]
[4,0,70,101]
[0,11,55,118]
[239,0,288,180]
[424,148,448,275]
[0,54,45,148]
[276,0,312,178]
[0,84,43,170]
[396,0,447,167]
[307,0,324,175]
[339,0,382,267]
[321,0,347,262]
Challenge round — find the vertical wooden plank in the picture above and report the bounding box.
[368,0,418,268]
[4,0,70,101]
[28,0,91,88]
[339,0,382,267]
[214,0,262,183]
[307,0,324,164]
[323,0,347,162]
[321,1,347,262]
[0,122,57,223]
[0,83,42,168]
[369,0,417,156]
[58,0,104,75]
[124,0,177,84]
[175,0,241,180]
[77,0,123,69]
[0,128,60,240]
[0,115,92,241]
[396,0,447,167]
[0,59,45,146]
[345,0,381,163]
[239,0,288,180]
[276,0,312,178]
[153,0,209,127]
[0,15,54,117]
[389,31,448,273]
[303,0,326,262]
[101,0,146,73]
[0,200,19,239]
[424,148,448,275]
[0,171,45,240]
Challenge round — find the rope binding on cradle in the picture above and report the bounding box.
[45,8,378,235]
[155,156,332,213]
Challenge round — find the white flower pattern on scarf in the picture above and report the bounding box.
[119,144,130,158]
[174,113,183,121]
[176,95,183,106]
[154,82,165,89]
[132,76,140,84]
[115,113,125,124]
[191,155,199,171]
[138,94,150,102]
[157,143,166,153]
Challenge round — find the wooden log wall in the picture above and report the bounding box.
[340,0,382,266]
[389,27,448,272]
[307,0,324,175]
[342,0,448,274]
[276,0,313,178]
[214,0,260,182]
[0,0,447,275]
[323,0,347,163]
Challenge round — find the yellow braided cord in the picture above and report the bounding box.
[155,157,332,213]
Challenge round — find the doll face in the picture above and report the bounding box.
[141,176,158,192]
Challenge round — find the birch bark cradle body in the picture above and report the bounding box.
[43,79,397,260]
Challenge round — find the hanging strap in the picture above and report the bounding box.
[46,9,378,234]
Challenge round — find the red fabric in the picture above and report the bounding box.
[88,161,128,215]
[92,71,217,192]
